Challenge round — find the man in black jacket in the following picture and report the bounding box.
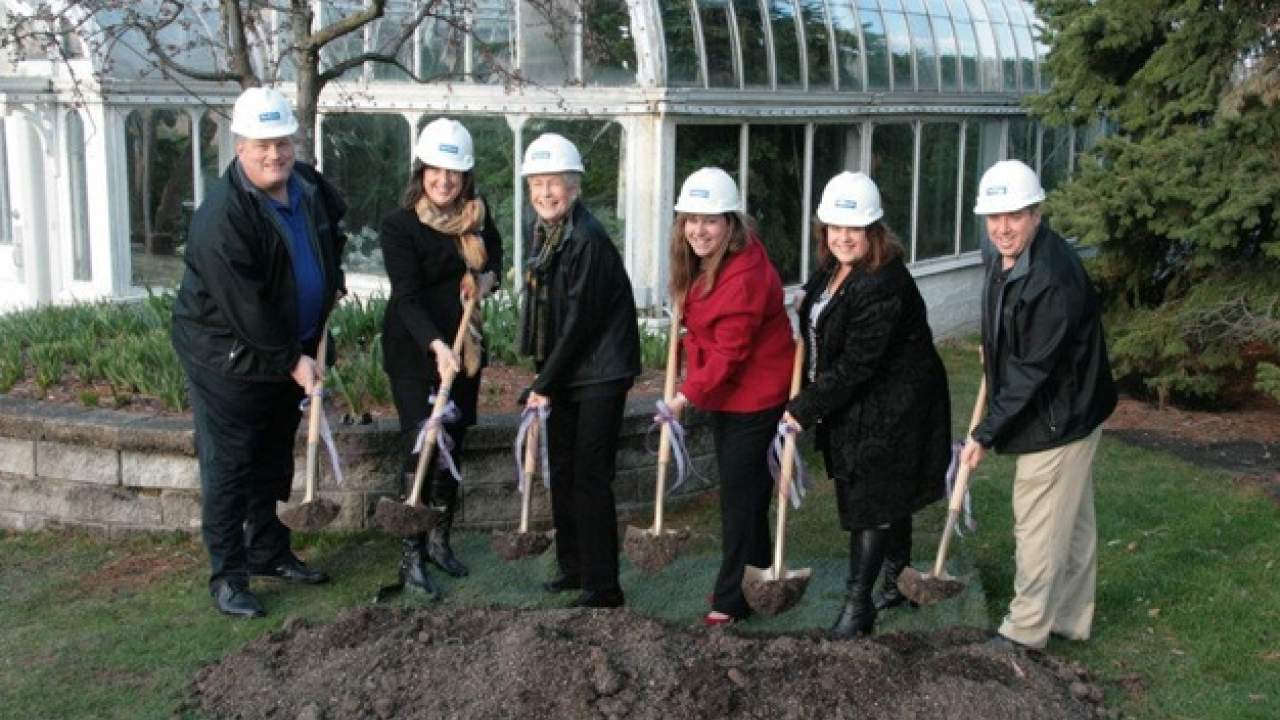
[171,87,347,618]
[960,160,1117,649]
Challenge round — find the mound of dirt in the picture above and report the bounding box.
[188,607,1106,719]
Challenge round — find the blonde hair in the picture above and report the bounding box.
[668,211,753,303]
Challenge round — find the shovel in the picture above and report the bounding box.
[898,373,989,605]
[374,294,477,537]
[490,415,553,560]
[279,322,342,531]
[742,339,811,617]
[624,308,691,573]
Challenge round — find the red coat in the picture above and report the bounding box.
[680,238,794,413]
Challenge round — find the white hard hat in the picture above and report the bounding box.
[229,87,299,140]
[816,171,884,227]
[674,167,741,214]
[415,118,475,171]
[521,133,584,176]
[973,159,1046,215]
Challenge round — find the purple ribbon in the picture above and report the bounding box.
[767,421,808,509]
[299,391,345,486]
[944,441,977,537]
[513,405,551,493]
[650,399,692,494]
[413,394,463,483]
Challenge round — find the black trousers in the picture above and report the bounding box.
[388,374,471,503]
[183,360,302,589]
[710,404,784,618]
[546,391,627,593]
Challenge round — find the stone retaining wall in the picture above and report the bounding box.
[0,396,718,537]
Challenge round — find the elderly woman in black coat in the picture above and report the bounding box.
[783,172,951,639]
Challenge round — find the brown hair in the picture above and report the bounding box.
[401,160,477,210]
[812,218,904,274]
[668,211,753,303]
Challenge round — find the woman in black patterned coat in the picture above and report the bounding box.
[783,172,951,639]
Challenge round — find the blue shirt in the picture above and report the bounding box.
[266,175,324,342]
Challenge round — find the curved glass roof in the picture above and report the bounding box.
[3,0,1045,95]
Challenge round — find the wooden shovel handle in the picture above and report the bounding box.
[302,319,332,504]
[931,372,989,577]
[406,293,478,507]
[652,308,682,533]
[770,338,806,577]
[519,415,539,533]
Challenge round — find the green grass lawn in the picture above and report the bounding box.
[1,341,1277,719]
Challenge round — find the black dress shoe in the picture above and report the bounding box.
[568,588,625,608]
[211,580,265,618]
[253,556,330,585]
[543,575,582,593]
[984,634,1034,652]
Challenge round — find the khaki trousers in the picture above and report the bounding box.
[998,427,1102,648]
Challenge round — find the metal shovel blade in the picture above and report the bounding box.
[278,497,342,532]
[741,564,812,617]
[897,566,967,606]
[373,496,441,537]
[490,529,552,561]
[623,525,691,574]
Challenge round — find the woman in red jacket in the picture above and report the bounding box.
[664,167,794,625]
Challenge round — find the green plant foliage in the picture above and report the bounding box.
[1030,0,1280,406]
[1255,362,1280,402]
[0,343,22,393]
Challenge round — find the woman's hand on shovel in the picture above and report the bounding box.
[430,339,460,378]
[658,392,689,422]
[781,411,803,433]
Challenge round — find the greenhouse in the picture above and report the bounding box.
[0,0,1088,333]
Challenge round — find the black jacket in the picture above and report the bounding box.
[975,224,1117,454]
[789,256,950,529]
[523,201,641,396]
[171,161,346,381]
[378,201,503,383]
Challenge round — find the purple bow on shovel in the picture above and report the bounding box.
[943,441,977,537]
[513,405,551,493]
[768,421,808,509]
[413,394,463,483]
[651,399,692,494]
[298,391,345,486]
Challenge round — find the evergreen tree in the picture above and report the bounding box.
[1030,0,1280,405]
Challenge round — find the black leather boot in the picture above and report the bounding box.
[400,535,442,601]
[874,518,917,611]
[426,474,468,577]
[831,528,887,639]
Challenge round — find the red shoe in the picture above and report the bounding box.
[703,611,734,627]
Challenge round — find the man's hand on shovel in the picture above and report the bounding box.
[291,354,322,397]
[960,437,986,471]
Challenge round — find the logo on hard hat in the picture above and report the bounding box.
[258,111,282,122]
[439,144,459,154]
[690,189,710,199]
[986,186,1008,196]
[835,199,857,209]
[532,150,551,160]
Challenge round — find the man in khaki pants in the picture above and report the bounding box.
[960,160,1118,650]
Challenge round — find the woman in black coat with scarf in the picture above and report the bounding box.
[783,172,951,638]
[378,118,503,599]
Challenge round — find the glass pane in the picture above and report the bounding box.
[521,0,574,84]
[768,0,804,87]
[861,10,891,91]
[1007,116,1036,165]
[0,121,10,246]
[473,0,515,83]
[67,112,92,282]
[322,114,412,268]
[798,0,833,89]
[985,0,1007,23]
[584,0,638,86]
[883,12,913,90]
[417,0,468,80]
[1015,24,1035,91]
[828,0,864,91]
[917,123,960,260]
[734,0,772,87]
[318,3,367,81]
[370,11,416,80]
[675,124,740,188]
[954,20,979,91]
[868,122,914,248]
[962,119,1003,251]
[925,0,949,16]
[1041,124,1071,193]
[127,109,192,289]
[944,0,970,21]
[908,13,938,91]
[698,0,738,87]
[747,124,805,283]
[661,0,703,86]
[526,119,626,251]
[993,22,1018,91]
[972,20,999,91]
[198,114,222,194]
[931,15,959,92]
[811,123,864,224]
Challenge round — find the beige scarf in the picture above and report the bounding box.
[415,195,488,377]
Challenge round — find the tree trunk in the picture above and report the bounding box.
[294,56,322,165]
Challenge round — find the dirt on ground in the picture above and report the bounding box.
[188,606,1107,720]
